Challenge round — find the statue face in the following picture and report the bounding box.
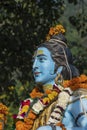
[32,47,56,85]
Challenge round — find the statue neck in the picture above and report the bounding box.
[42,80,55,92]
[42,84,53,92]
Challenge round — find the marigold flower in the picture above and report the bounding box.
[24,118,34,125]
[16,121,25,130]
[46,24,66,41]
[0,114,4,121]
[15,75,87,130]
[63,74,87,91]
[0,103,8,127]
[28,110,36,120]
[42,97,50,104]
[0,122,4,130]
[45,89,52,94]
[0,103,8,115]
[48,93,55,100]
[30,88,43,98]
[51,91,58,96]
[20,105,29,114]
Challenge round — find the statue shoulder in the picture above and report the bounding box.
[69,88,87,103]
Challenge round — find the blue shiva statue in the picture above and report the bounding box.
[15,25,87,130]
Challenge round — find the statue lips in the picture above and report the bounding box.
[34,72,41,76]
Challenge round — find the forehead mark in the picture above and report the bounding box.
[37,50,44,55]
[34,50,44,57]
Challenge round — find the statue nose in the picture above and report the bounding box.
[32,58,38,71]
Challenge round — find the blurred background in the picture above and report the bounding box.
[0,0,87,129]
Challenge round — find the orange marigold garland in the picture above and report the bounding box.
[47,87,72,125]
[14,84,61,130]
[14,74,87,130]
[46,24,66,41]
[63,74,87,91]
[30,87,44,98]
[0,103,8,130]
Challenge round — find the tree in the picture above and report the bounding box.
[0,0,87,104]
[0,0,87,129]
[0,0,65,104]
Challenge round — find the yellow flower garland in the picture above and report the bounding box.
[0,103,8,130]
[15,74,87,130]
[46,24,65,41]
[15,86,59,130]
[63,74,87,91]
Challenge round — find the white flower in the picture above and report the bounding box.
[32,100,44,114]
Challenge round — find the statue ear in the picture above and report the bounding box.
[56,66,63,74]
[55,66,63,84]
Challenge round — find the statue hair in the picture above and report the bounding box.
[38,33,79,80]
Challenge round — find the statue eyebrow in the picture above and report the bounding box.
[37,54,47,57]
[32,54,47,61]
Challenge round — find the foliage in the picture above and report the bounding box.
[68,0,87,37]
[0,0,87,129]
[0,0,65,87]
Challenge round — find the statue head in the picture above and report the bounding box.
[32,25,79,85]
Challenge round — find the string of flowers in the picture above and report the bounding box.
[0,103,8,130]
[14,85,63,130]
[46,24,65,41]
[63,74,87,91]
[47,87,73,125]
[13,20,87,130]
[14,74,87,130]
[13,23,87,130]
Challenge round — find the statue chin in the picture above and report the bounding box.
[34,77,46,85]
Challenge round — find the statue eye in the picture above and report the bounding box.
[39,56,46,62]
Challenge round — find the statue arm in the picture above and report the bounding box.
[37,126,86,130]
[63,98,87,129]
[37,98,87,130]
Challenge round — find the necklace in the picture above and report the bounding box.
[63,74,87,91]
[14,74,87,130]
[15,84,63,130]
[0,103,8,130]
